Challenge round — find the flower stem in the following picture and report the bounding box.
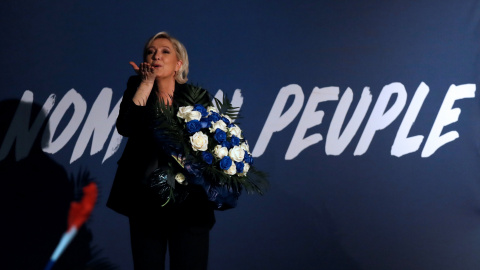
[172,155,185,168]
[161,197,170,207]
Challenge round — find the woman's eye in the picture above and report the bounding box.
[162,49,170,54]
[146,50,154,55]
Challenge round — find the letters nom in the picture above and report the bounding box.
[0,88,121,163]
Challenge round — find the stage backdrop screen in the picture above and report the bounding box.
[1,1,480,269]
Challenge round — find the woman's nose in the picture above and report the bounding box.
[153,51,161,60]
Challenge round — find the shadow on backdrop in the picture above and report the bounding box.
[0,99,117,270]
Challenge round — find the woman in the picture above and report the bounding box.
[107,32,215,270]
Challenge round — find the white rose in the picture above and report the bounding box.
[243,163,250,173]
[209,120,227,133]
[207,106,218,114]
[177,106,194,119]
[238,163,250,176]
[185,110,202,122]
[225,163,237,175]
[213,145,229,159]
[229,146,245,162]
[240,142,250,153]
[228,124,243,138]
[190,131,209,151]
[175,173,186,184]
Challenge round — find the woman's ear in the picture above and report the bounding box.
[176,60,183,71]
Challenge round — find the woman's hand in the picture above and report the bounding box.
[129,61,156,84]
[130,61,156,106]
[129,61,140,74]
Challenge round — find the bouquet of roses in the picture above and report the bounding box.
[148,85,268,209]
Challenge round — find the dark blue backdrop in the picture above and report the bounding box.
[1,1,480,269]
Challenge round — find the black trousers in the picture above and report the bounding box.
[129,216,210,270]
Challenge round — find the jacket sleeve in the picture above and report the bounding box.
[116,76,150,137]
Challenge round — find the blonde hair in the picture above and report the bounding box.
[143,31,189,84]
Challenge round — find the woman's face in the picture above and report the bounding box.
[145,38,182,80]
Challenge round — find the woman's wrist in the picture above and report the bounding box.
[132,81,154,106]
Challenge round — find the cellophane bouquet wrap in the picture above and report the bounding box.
[149,85,268,210]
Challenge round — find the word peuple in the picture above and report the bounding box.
[252,82,476,159]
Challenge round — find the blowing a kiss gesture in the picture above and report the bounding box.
[130,37,183,106]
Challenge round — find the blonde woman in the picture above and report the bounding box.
[107,32,214,270]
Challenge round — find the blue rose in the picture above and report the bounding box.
[221,116,231,125]
[235,161,244,173]
[230,135,240,146]
[221,140,232,149]
[214,129,227,143]
[194,104,208,117]
[208,112,221,123]
[186,120,202,134]
[200,118,210,128]
[244,152,254,165]
[202,151,214,165]
[219,156,232,170]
